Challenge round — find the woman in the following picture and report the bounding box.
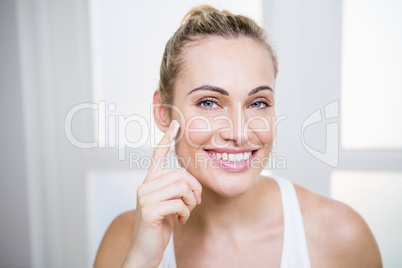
[94,5,382,268]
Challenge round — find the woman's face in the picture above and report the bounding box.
[171,36,276,197]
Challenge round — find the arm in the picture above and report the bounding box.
[296,186,382,268]
[324,200,382,268]
[94,211,136,268]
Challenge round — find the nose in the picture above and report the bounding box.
[218,103,249,146]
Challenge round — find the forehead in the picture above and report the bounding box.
[177,36,275,94]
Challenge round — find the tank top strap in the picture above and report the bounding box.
[272,175,311,268]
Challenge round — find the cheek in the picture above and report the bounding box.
[247,115,276,145]
[181,117,213,148]
[175,118,212,171]
[255,131,274,146]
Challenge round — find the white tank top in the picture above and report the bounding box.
[158,175,311,268]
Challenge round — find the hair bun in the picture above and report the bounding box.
[180,5,219,25]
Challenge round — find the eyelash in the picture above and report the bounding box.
[250,98,270,109]
[196,97,270,110]
[196,97,221,110]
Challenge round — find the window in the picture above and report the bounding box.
[341,0,402,149]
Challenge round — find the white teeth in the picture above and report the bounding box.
[208,151,253,162]
[241,153,246,161]
[228,154,235,161]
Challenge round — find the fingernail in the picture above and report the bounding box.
[170,120,180,142]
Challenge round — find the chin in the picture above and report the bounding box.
[196,164,260,198]
[208,176,256,197]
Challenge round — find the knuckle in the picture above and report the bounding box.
[181,202,189,213]
[137,195,147,205]
[195,182,202,192]
[173,200,184,212]
[187,192,197,205]
[178,181,188,192]
[136,184,145,197]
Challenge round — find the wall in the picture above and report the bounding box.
[0,0,32,266]
[263,0,342,194]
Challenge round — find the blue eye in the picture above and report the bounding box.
[200,99,219,109]
[250,101,267,108]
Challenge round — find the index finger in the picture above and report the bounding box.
[146,120,180,179]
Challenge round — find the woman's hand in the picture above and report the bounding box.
[122,120,202,268]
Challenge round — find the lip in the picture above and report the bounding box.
[204,148,255,154]
[204,149,257,172]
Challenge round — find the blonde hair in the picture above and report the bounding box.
[158,5,278,109]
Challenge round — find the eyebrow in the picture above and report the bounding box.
[187,85,273,96]
[248,86,274,96]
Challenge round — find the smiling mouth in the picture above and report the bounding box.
[204,150,257,162]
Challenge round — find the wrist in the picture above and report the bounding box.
[122,251,159,268]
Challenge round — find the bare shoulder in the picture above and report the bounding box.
[94,210,136,268]
[294,184,382,268]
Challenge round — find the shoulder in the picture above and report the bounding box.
[94,210,136,268]
[294,184,382,268]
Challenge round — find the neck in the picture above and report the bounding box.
[182,176,278,237]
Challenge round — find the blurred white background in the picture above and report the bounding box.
[1,0,401,267]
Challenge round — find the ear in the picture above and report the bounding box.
[153,90,171,132]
